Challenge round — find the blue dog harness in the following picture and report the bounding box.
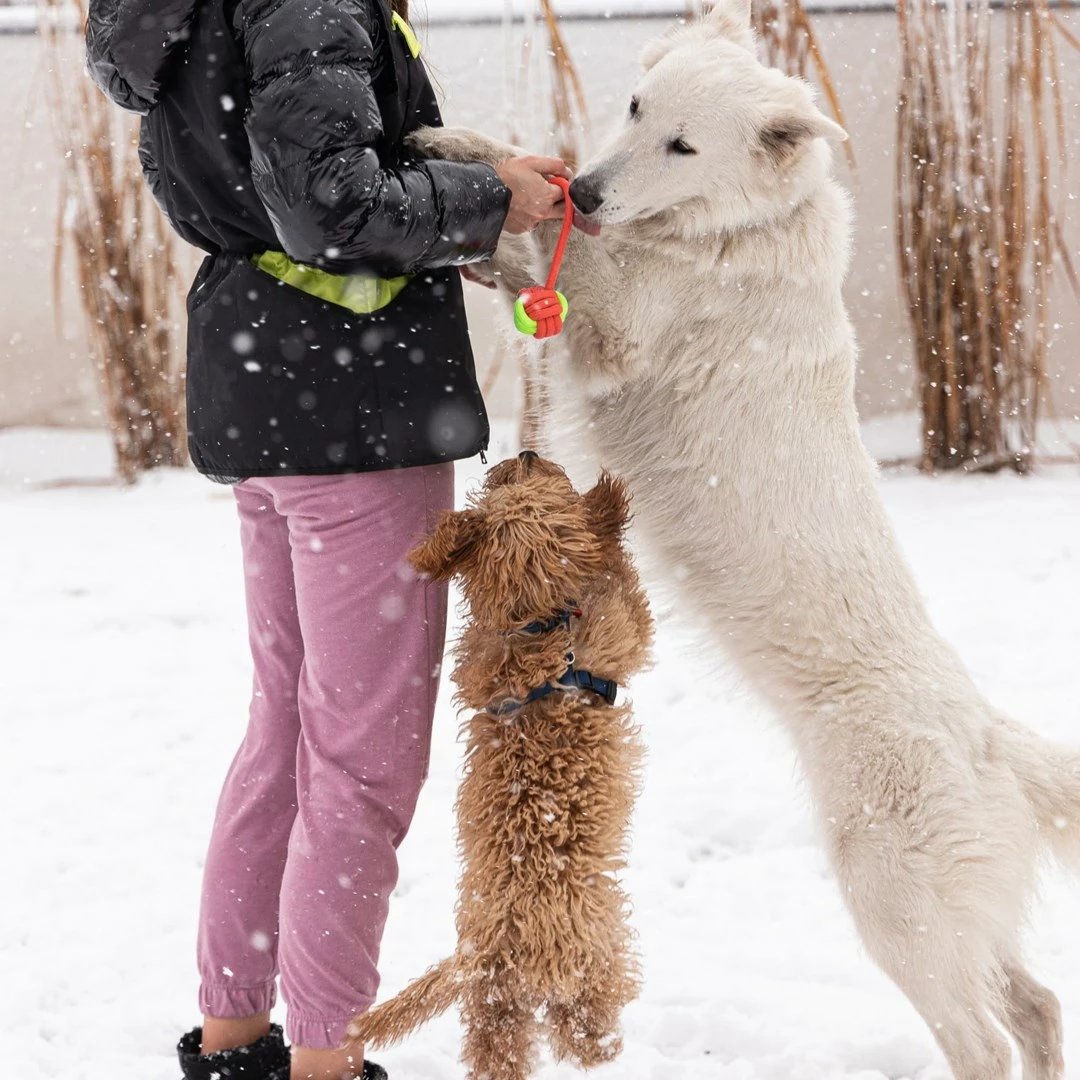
[487,607,619,716]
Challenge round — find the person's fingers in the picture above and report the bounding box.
[531,182,563,208]
[495,154,577,236]
[519,155,569,177]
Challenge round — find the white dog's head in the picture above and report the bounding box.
[568,0,846,235]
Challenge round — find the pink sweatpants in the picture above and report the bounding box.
[197,465,453,1049]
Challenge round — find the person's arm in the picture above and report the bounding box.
[235,0,511,276]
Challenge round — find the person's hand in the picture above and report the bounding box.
[495,155,572,235]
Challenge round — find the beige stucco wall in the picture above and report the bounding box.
[2,11,1078,429]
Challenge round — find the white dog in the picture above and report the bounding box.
[411,4,1080,1076]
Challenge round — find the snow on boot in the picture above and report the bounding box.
[177,1025,289,1079]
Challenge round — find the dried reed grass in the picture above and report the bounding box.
[897,0,1077,472]
[39,0,186,482]
[536,0,591,169]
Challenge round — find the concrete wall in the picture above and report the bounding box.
[2,10,1078,429]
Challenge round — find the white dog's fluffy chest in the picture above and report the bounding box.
[544,214,948,716]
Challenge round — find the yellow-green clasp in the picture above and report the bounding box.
[391,11,421,58]
[252,251,410,315]
[514,291,568,336]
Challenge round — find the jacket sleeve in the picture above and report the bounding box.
[235,0,511,276]
[85,0,199,113]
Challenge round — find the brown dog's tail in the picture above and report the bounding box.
[346,957,459,1049]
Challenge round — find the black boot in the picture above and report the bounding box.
[177,1028,387,1080]
[266,1061,389,1080]
[178,1025,289,1079]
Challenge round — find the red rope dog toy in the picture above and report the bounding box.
[513,175,574,340]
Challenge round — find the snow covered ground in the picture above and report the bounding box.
[3,423,1079,1080]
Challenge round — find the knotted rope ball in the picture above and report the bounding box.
[513,175,575,340]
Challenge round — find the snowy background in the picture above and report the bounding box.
[3,419,1079,1080]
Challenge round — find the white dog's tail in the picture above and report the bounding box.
[1000,719,1080,867]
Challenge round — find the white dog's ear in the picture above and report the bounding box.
[639,27,689,71]
[641,0,754,70]
[760,106,848,164]
[702,0,755,50]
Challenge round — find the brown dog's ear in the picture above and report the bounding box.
[409,508,485,580]
[583,471,631,545]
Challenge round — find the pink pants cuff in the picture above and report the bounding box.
[285,1006,373,1051]
[199,978,277,1019]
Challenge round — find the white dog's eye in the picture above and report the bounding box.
[629,97,639,117]
[669,137,697,156]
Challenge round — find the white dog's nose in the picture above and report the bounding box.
[569,176,604,216]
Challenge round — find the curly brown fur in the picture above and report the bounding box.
[349,454,653,1080]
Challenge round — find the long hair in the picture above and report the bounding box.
[391,0,408,17]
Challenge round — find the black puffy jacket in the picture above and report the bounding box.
[86,0,510,480]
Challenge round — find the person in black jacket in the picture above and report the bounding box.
[85,0,570,1075]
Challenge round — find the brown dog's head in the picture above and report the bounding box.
[411,451,631,628]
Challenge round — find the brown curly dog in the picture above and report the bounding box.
[347,451,653,1080]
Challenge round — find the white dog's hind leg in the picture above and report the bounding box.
[992,960,1064,1080]
[835,844,1015,1078]
[867,939,1011,1079]
[922,1004,1011,1080]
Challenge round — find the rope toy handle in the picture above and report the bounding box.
[514,175,575,340]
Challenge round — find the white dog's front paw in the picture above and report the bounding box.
[405,126,521,168]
